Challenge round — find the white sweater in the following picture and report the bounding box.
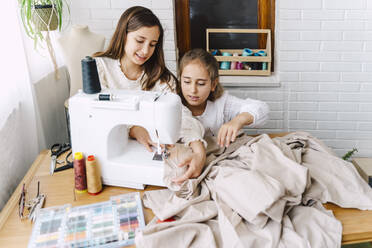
[95,57,206,146]
[195,92,269,137]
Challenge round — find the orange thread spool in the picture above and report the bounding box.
[86,155,102,195]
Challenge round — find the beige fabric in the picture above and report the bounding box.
[137,132,372,248]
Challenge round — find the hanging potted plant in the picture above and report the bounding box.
[19,0,70,78]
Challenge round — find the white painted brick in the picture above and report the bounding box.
[280,62,320,72]
[279,10,301,19]
[286,82,318,91]
[279,72,300,81]
[343,31,372,41]
[338,112,372,121]
[269,111,284,120]
[346,11,372,20]
[301,31,342,41]
[288,120,316,129]
[152,9,174,20]
[300,72,340,82]
[337,131,372,140]
[324,140,358,149]
[358,140,372,148]
[289,93,297,101]
[321,63,361,72]
[322,21,365,31]
[262,120,284,129]
[339,93,372,102]
[322,41,363,52]
[87,20,113,30]
[72,0,110,9]
[257,92,285,101]
[70,8,90,21]
[298,112,337,121]
[343,73,372,82]
[279,20,321,31]
[288,111,297,119]
[160,19,174,31]
[164,40,175,51]
[318,121,357,130]
[164,51,176,61]
[297,93,338,101]
[361,84,372,91]
[319,102,359,112]
[342,53,372,62]
[302,10,344,20]
[229,90,250,99]
[280,0,322,9]
[289,102,318,111]
[279,31,301,41]
[365,63,372,72]
[164,29,175,42]
[324,0,364,9]
[301,52,341,62]
[360,104,372,112]
[309,130,337,139]
[356,149,372,157]
[280,41,320,51]
[319,83,360,92]
[111,0,151,9]
[267,102,284,111]
[91,9,123,19]
[152,0,173,9]
[367,22,372,31]
[280,52,301,61]
[165,60,176,72]
[358,122,372,131]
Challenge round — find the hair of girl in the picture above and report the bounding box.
[93,6,176,90]
[177,48,224,103]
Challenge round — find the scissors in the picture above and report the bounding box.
[50,143,71,175]
[54,151,73,173]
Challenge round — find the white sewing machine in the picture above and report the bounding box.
[69,89,182,189]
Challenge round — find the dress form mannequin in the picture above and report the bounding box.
[58,25,105,96]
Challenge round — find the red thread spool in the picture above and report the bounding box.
[73,152,87,193]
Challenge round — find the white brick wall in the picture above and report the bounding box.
[66,0,372,157]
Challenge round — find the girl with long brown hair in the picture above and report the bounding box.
[94,6,207,184]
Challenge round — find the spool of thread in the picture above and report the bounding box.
[256,50,267,70]
[230,53,238,70]
[242,48,253,70]
[86,155,102,195]
[81,56,101,94]
[236,62,243,70]
[220,52,232,70]
[73,152,87,193]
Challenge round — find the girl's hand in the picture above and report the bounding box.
[129,126,156,152]
[217,112,254,147]
[172,141,206,184]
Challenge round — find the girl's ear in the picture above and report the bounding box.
[211,79,217,92]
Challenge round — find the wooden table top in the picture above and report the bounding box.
[0,146,372,246]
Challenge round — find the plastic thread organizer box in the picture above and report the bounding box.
[206,28,272,76]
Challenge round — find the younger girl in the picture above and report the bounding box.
[177,48,269,148]
[94,6,206,183]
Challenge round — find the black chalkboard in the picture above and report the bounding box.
[190,0,258,50]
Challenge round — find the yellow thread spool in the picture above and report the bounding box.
[86,155,102,195]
